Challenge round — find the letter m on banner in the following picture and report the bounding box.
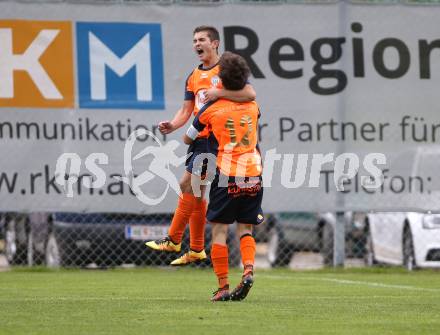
[0,20,74,108]
[77,22,165,110]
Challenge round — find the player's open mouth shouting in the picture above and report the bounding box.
[193,31,217,64]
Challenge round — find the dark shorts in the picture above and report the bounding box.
[207,173,264,225]
[185,138,209,176]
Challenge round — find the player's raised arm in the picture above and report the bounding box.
[203,83,256,103]
[158,100,194,135]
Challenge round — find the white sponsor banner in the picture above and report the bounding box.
[1,2,440,213]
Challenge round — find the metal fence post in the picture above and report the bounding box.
[333,211,345,267]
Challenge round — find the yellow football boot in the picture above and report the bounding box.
[145,237,181,253]
[170,249,207,266]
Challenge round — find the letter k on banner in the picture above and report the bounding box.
[0,20,74,108]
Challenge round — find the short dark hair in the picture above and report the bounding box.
[219,51,250,91]
[193,26,220,42]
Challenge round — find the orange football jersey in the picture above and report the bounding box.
[193,99,262,177]
[184,63,223,138]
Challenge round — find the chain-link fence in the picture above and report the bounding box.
[0,211,359,269]
[2,211,440,269]
[0,212,244,268]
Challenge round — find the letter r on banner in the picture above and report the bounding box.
[0,20,74,108]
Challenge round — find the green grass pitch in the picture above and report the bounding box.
[0,267,439,335]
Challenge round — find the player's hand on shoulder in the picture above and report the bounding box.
[158,121,174,134]
[203,87,223,103]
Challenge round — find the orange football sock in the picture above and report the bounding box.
[240,234,256,275]
[189,199,207,252]
[211,243,229,288]
[168,193,196,244]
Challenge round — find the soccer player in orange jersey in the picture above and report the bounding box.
[184,52,263,301]
[145,26,256,265]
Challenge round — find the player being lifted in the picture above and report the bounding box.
[184,52,264,301]
[145,26,256,265]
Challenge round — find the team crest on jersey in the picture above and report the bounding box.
[211,75,220,87]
